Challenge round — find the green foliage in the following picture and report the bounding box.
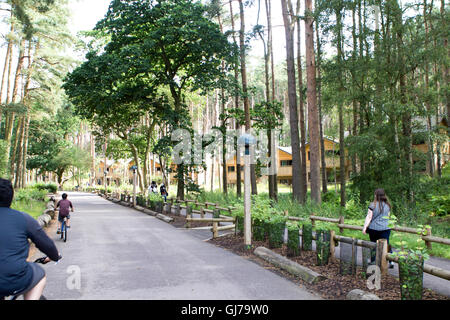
[11,199,46,219]
[0,140,7,178]
[302,223,313,251]
[287,224,300,257]
[32,182,58,193]
[251,101,284,130]
[14,188,47,202]
[396,252,426,300]
[27,104,91,185]
[252,217,266,242]
[268,220,285,249]
[414,167,450,218]
[315,229,331,266]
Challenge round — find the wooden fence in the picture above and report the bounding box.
[99,191,450,282]
[286,212,450,250]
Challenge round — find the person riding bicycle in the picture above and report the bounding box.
[56,193,74,234]
[0,178,60,300]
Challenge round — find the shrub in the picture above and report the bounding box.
[14,188,47,202]
[287,223,300,257]
[33,183,58,193]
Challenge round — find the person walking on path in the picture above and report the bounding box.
[149,181,158,194]
[160,183,168,202]
[0,178,61,300]
[362,188,394,268]
[56,193,74,234]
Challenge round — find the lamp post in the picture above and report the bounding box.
[131,165,138,207]
[103,170,107,194]
[238,133,257,248]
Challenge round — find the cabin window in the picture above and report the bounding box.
[228,166,236,172]
[325,150,340,157]
[280,160,292,167]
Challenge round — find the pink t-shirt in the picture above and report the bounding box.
[57,199,73,216]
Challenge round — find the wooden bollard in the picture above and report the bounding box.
[186,207,192,228]
[376,239,388,276]
[200,208,205,219]
[213,221,219,238]
[310,213,315,227]
[338,216,345,234]
[424,227,432,251]
[330,230,336,262]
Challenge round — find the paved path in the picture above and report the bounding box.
[34,192,320,300]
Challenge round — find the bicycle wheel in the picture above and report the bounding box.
[63,224,67,242]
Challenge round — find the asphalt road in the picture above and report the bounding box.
[34,192,321,300]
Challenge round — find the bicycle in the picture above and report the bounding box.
[60,216,68,243]
[0,256,61,300]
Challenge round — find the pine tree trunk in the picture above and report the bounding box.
[335,4,346,207]
[265,0,278,198]
[228,0,242,198]
[238,0,257,196]
[14,117,25,188]
[0,19,13,107]
[21,114,30,188]
[297,7,308,202]
[315,0,327,194]
[351,4,358,178]
[281,0,303,203]
[304,0,321,203]
[9,117,23,179]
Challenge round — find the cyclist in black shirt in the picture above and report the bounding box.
[0,178,60,300]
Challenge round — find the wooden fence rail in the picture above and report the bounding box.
[287,214,447,250]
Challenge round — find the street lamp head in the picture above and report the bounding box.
[238,133,257,155]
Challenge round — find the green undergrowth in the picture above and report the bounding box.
[192,180,449,259]
[11,199,46,219]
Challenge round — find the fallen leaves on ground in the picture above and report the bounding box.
[209,234,448,301]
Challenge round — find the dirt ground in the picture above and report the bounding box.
[209,233,449,300]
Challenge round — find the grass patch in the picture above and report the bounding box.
[11,199,46,219]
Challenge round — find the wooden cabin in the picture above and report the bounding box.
[225,138,351,186]
[94,160,125,186]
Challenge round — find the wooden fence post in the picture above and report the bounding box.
[213,221,218,239]
[330,230,336,262]
[376,239,388,276]
[186,207,192,229]
[338,216,344,234]
[310,213,315,228]
[200,208,205,219]
[424,227,432,251]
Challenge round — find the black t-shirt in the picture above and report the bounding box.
[0,207,59,296]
